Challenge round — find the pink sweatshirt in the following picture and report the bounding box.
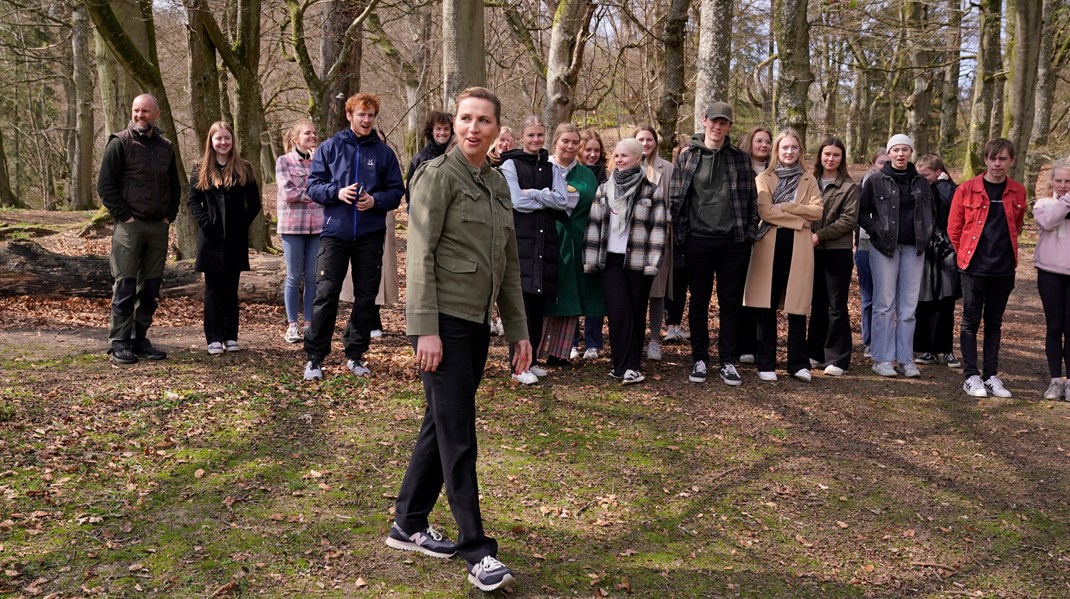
[1033,194,1070,276]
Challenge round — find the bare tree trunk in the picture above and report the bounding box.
[963,0,1001,177]
[693,0,733,130]
[773,0,812,139]
[321,0,364,134]
[1005,0,1042,184]
[92,0,147,134]
[938,0,962,152]
[0,129,20,208]
[442,0,486,112]
[543,0,594,133]
[186,0,223,144]
[70,4,95,211]
[656,0,691,160]
[845,52,866,163]
[85,0,193,259]
[1031,0,1059,149]
[905,1,932,155]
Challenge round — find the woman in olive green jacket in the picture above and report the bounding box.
[806,137,860,376]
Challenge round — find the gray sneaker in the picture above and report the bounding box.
[385,523,457,559]
[871,361,898,377]
[646,342,662,361]
[346,358,371,377]
[1043,378,1063,401]
[900,363,922,378]
[467,556,515,592]
[303,361,323,381]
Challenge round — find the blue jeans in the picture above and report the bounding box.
[282,234,320,323]
[869,244,924,364]
[854,245,873,346]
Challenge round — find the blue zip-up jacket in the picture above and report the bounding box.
[307,128,404,240]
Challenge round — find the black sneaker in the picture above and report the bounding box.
[914,352,937,365]
[133,339,167,360]
[689,360,707,383]
[109,343,138,365]
[385,523,457,559]
[467,555,516,592]
[719,363,742,386]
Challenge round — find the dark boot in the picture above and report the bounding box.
[109,342,139,365]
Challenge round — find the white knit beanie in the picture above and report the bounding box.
[886,134,915,153]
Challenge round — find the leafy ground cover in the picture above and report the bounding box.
[1,213,1069,597]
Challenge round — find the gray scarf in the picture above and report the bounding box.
[609,166,644,235]
[756,162,803,241]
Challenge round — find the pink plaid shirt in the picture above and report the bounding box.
[275,150,323,235]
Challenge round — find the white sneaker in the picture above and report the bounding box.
[303,361,323,381]
[284,322,301,343]
[583,348,599,359]
[663,325,681,342]
[370,329,383,339]
[529,365,548,378]
[871,361,898,377]
[569,346,580,360]
[224,340,240,352]
[739,354,756,364]
[983,376,1012,398]
[1043,378,1063,400]
[207,342,225,356]
[490,318,505,336]
[758,370,777,382]
[511,370,538,385]
[809,358,825,369]
[346,358,371,377]
[622,369,645,385]
[646,341,662,361]
[900,363,921,378]
[963,375,987,397]
[823,364,845,377]
[863,345,872,358]
[793,368,812,383]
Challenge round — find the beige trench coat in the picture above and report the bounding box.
[743,171,823,315]
[341,211,400,306]
[646,156,675,298]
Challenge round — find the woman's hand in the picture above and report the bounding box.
[415,335,443,372]
[511,340,532,375]
[812,233,819,247]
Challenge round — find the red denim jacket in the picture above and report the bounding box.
[947,174,1026,271]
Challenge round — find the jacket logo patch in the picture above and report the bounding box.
[365,158,375,168]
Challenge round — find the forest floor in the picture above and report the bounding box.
[1,209,1069,598]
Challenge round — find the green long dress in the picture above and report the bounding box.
[545,163,606,318]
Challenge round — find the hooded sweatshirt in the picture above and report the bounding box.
[685,133,733,237]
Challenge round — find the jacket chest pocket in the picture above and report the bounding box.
[460,191,489,224]
[493,194,514,232]
[632,198,653,223]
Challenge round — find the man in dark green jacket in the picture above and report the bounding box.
[97,94,181,364]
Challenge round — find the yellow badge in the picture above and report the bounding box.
[567,185,577,193]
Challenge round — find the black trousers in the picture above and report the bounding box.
[203,270,242,344]
[807,248,855,369]
[510,292,545,365]
[737,308,758,356]
[395,314,496,564]
[914,297,957,354]
[1037,269,1070,378]
[959,272,1015,379]
[685,235,751,365]
[664,266,689,326]
[757,227,808,373]
[305,232,385,362]
[602,254,653,375]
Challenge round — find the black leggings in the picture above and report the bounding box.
[1038,269,1070,378]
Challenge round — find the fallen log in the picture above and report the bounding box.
[0,240,286,303]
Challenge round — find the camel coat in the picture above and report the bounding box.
[743,170,823,315]
[646,156,675,298]
[341,210,399,306]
